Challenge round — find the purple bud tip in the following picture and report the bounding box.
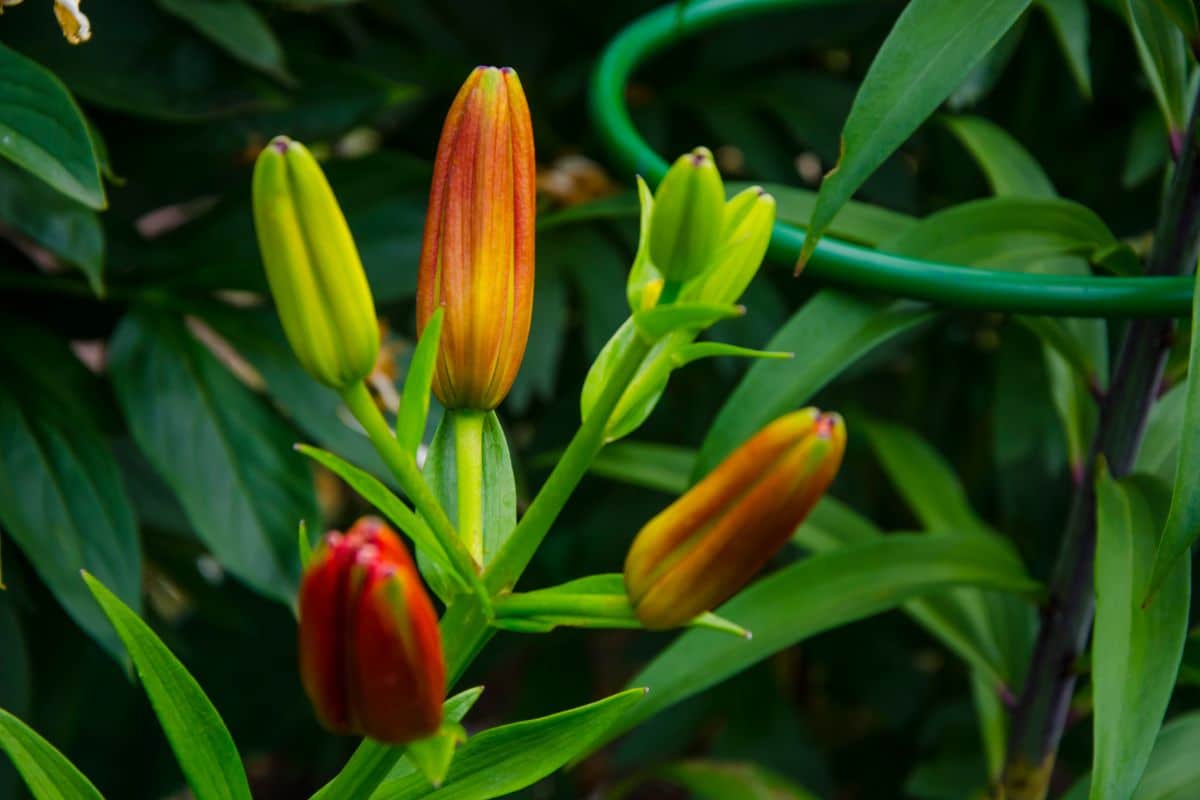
[690,153,706,166]
[500,66,515,75]
[271,136,291,154]
[814,412,836,438]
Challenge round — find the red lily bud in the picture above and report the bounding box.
[416,66,536,410]
[624,409,846,630]
[298,518,445,743]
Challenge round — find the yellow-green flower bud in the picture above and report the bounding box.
[682,185,776,305]
[252,136,379,389]
[649,147,725,283]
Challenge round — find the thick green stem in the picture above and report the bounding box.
[485,334,654,592]
[452,410,487,564]
[999,83,1200,799]
[495,593,633,619]
[339,382,489,609]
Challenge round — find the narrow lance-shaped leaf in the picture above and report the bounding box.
[695,290,932,479]
[1148,263,1200,598]
[0,709,105,800]
[311,687,484,800]
[1091,470,1190,800]
[372,689,647,800]
[1125,0,1191,140]
[598,533,1040,747]
[397,308,444,455]
[797,0,1033,265]
[1062,711,1200,800]
[82,572,252,800]
[295,445,462,593]
[941,115,1056,198]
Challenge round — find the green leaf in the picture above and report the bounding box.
[581,320,683,441]
[881,197,1126,271]
[1126,0,1191,135]
[798,0,1033,263]
[695,290,932,479]
[156,0,291,83]
[1149,266,1200,597]
[653,759,820,800]
[371,689,646,800]
[1138,382,1185,482]
[404,723,467,790]
[198,307,394,489]
[672,342,793,367]
[1092,470,1190,800]
[1124,108,1169,189]
[109,311,318,603]
[1038,0,1093,98]
[861,419,991,535]
[424,413,516,565]
[0,43,105,209]
[0,159,104,294]
[82,572,252,800]
[633,303,745,340]
[1064,711,1200,799]
[941,115,1056,197]
[397,308,443,456]
[295,445,460,591]
[0,328,141,663]
[587,441,697,494]
[600,533,1039,744]
[0,709,104,800]
[750,182,916,247]
[312,687,484,800]
[861,419,1036,693]
[1151,0,1200,51]
[419,413,515,596]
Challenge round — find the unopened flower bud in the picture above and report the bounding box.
[648,147,725,283]
[416,66,536,410]
[252,136,379,389]
[682,185,775,305]
[625,409,846,629]
[299,518,445,744]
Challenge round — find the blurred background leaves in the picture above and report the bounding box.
[0,0,1198,798]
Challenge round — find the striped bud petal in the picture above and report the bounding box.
[298,518,445,744]
[416,66,536,410]
[252,136,379,389]
[625,409,846,629]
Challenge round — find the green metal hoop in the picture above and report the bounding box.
[589,0,1194,318]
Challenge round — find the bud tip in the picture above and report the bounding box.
[270,135,292,154]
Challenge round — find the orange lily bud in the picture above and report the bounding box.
[416,66,536,410]
[298,518,445,743]
[624,409,846,629]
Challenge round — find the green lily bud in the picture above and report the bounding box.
[252,135,379,389]
[649,147,726,283]
[682,185,776,305]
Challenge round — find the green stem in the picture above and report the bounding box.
[339,382,490,611]
[452,410,487,564]
[486,334,654,592]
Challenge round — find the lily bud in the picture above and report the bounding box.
[682,185,776,305]
[648,147,725,283]
[299,518,445,744]
[625,409,846,629]
[252,136,379,389]
[416,66,536,410]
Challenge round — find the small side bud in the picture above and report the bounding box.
[624,409,846,629]
[682,186,776,305]
[252,136,380,389]
[648,147,726,283]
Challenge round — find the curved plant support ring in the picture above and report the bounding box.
[590,0,1194,318]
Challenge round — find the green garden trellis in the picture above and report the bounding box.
[589,0,1196,318]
